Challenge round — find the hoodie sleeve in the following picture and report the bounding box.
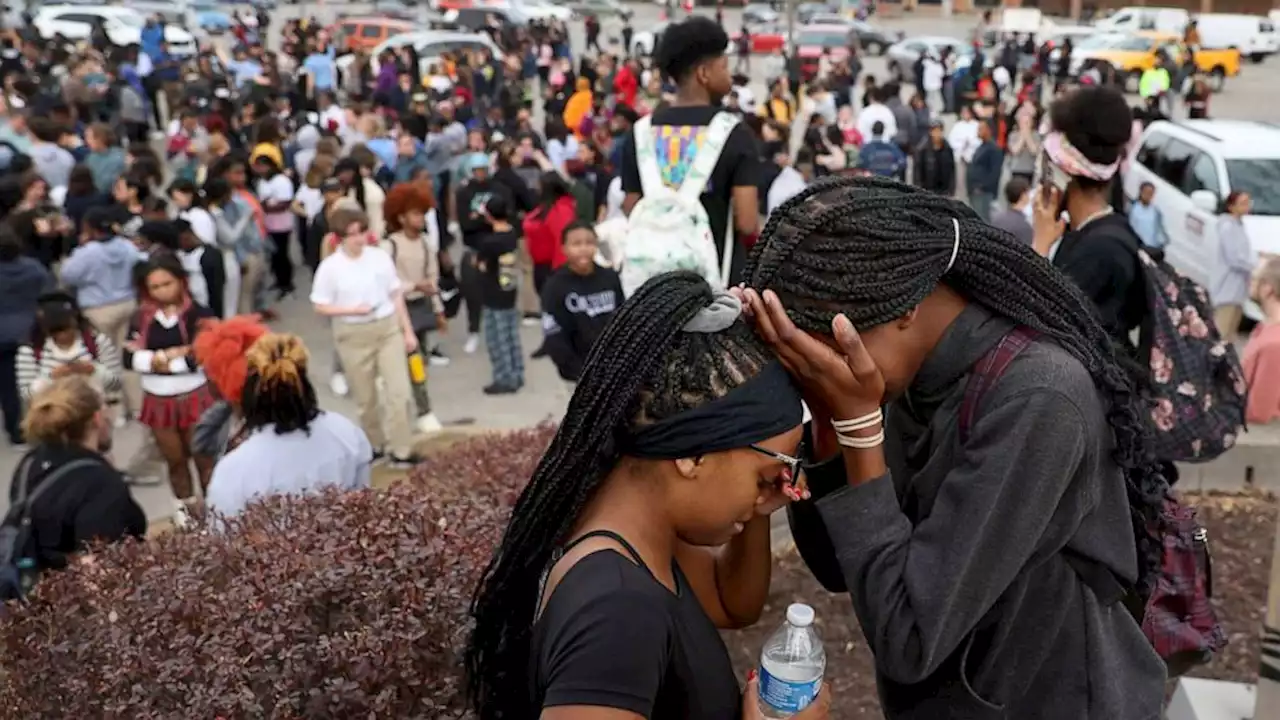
[57,243,95,287]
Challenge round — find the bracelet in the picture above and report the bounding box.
[836,429,885,450]
[831,409,883,434]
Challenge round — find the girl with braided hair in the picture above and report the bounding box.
[740,174,1167,718]
[466,272,831,720]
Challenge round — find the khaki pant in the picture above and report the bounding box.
[332,315,414,458]
[1214,304,1244,344]
[238,252,266,315]
[84,299,140,416]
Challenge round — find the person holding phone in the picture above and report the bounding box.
[1030,86,1147,354]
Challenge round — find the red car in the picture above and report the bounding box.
[796,25,854,78]
[730,25,787,55]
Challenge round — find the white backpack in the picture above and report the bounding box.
[621,112,739,297]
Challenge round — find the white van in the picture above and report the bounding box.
[1095,6,1190,35]
[1193,13,1279,62]
[1123,120,1280,323]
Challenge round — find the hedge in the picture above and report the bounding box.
[0,425,557,719]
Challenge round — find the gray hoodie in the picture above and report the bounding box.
[789,305,1165,719]
[292,125,321,177]
[30,142,75,189]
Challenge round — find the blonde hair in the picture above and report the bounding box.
[22,377,102,446]
[1257,257,1280,296]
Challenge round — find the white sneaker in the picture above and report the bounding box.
[329,373,349,397]
[428,350,451,367]
[172,501,193,530]
[464,334,480,354]
[416,412,444,434]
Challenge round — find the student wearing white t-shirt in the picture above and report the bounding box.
[309,206,421,468]
[253,154,297,299]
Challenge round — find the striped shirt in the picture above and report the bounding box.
[15,331,123,402]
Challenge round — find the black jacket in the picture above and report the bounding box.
[10,445,146,572]
[913,142,957,196]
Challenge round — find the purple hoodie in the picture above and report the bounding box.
[375,63,398,97]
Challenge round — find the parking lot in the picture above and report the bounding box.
[249,1,1280,122]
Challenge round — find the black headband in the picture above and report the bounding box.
[626,362,804,460]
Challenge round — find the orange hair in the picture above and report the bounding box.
[383,180,436,233]
[192,315,269,408]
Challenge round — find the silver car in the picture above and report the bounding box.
[562,0,630,19]
[886,35,977,82]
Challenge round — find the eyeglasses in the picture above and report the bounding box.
[749,443,804,487]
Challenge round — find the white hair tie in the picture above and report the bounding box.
[945,218,961,274]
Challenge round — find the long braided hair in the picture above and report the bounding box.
[466,272,775,719]
[745,175,1166,596]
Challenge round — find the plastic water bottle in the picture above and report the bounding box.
[758,603,826,718]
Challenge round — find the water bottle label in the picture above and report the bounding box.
[759,666,820,714]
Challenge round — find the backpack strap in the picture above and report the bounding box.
[82,329,98,360]
[9,458,100,520]
[957,327,1132,610]
[631,115,664,197]
[957,327,1038,443]
[677,112,741,205]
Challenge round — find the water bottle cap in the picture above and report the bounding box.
[786,603,814,627]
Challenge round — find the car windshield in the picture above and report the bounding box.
[800,32,846,46]
[1226,159,1280,216]
[1103,36,1155,51]
[1072,33,1122,50]
[112,13,145,27]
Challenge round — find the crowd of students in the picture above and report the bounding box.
[0,4,1272,718]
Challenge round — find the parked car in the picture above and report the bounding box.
[742,3,779,25]
[1123,119,1280,324]
[196,9,233,34]
[562,0,630,19]
[1193,13,1279,63]
[796,24,855,78]
[517,0,573,22]
[334,29,503,76]
[795,1,839,25]
[730,24,787,55]
[1067,31,1241,92]
[33,5,197,55]
[327,17,418,53]
[886,35,976,81]
[445,5,531,31]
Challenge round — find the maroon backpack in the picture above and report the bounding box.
[959,327,1227,677]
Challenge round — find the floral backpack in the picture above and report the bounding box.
[1137,249,1248,462]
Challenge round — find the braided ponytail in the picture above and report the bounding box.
[747,175,1166,596]
[466,271,776,718]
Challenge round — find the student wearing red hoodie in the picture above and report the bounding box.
[520,172,578,295]
[614,58,640,111]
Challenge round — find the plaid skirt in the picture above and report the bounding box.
[139,386,217,431]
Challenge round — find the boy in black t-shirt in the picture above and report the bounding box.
[619,15,762,285]
[476,195,524,395]
[540,222,624,383]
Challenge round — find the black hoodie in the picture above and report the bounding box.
[10,444,146,573]
[455,177,514,251]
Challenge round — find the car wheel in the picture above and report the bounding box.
[865,41,882,55]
